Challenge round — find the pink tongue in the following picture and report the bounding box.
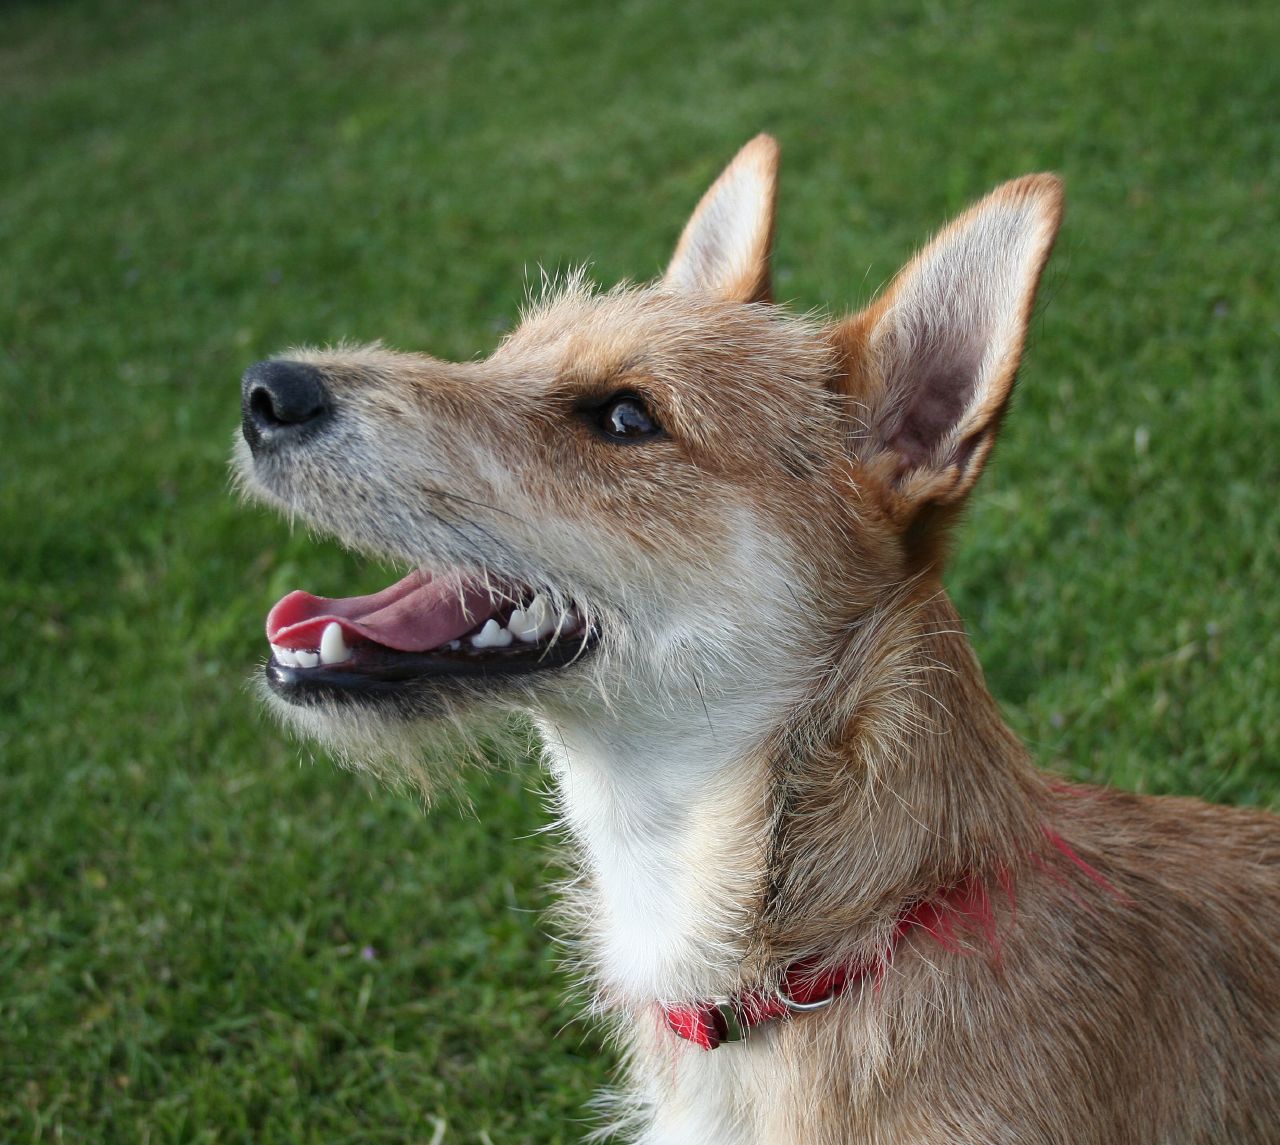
[266,569,499,652]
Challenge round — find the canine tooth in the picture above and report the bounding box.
[509,594,556,642]
[295,649,319,668]
[319,621,351,664]
[471,618,513,649]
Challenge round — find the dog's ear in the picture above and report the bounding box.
[663,134,779,304]
[830,175,1063,526]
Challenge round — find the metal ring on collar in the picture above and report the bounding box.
[773,982,838,1013]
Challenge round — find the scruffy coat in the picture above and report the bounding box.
[235,136,1280,1143]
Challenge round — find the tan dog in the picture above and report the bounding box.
[234,136,1280,1144]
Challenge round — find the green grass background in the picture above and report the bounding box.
[2,0,1277,1140]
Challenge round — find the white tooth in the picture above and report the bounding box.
[320,621,350,664]
[277,647,299,668]
[509,595,557,642]
[559,607,584,636]
[295,650,319,668]
[271,643,286,660]
[470,618,513,649]
[506,608,533,641]
[445,640,461,651]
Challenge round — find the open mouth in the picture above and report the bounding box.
[263,568,595,705]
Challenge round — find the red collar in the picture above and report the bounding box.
[662,831,1121,1050]
[661,958,853,1049]
[660,875,999,1050]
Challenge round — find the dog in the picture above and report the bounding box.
[234,135,1280,1144]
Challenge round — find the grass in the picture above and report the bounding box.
[2,0,1277,1139]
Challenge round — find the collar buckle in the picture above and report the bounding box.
[712,999,748,1042]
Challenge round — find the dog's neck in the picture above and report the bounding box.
[758,588,1045,968]
[537,700,778,1004]
[535,588,1043,1007]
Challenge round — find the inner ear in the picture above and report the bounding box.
[885,328,986,474]
[663,134,779,304]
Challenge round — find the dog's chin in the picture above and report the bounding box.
[255,613,606,790]
[257,668,535,798]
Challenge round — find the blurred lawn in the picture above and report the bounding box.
[2,0,1277,1140]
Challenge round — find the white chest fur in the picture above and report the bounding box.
[535,709,774,1006]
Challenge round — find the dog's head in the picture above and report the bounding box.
[234,136,1061,778]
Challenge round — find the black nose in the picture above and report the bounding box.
[240,360,331,452]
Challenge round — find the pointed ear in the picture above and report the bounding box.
[663,134,780,303]
[831,174,1063,516]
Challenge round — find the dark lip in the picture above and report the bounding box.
[265,628,599,706]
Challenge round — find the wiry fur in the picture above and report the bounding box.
[235,135,1280,1143]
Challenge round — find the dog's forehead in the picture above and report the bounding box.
[497,284,694,372]
[491,278,839,419]
[494,281,824,392]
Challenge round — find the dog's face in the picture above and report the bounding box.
[234,284,854,743]
[234,135,1061,771]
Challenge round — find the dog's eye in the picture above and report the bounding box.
[598,394,661,441]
